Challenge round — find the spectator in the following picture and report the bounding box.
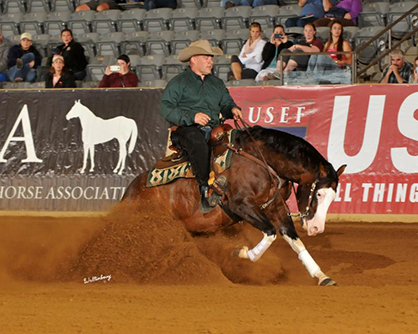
[411,56,418,83]
[53,29,88,81]
[99,54,139,87]
[314,0,362,27]
[380,49,413,84]
[279,22,323,72]
[0,31,13,83]
[285,0,336,28]
[7,32,42,83]
[145,0,177,10]
[228,22,266,81]
[306,21,352,76]
[45,55,76,88]
[75,0,124,12]
[255,25,293,81]
[221,0,252,8]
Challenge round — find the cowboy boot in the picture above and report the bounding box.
[207,175,228,207]
[199,184,215,214]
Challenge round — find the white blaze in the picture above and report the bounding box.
[306,187,336,236]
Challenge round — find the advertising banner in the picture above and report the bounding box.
[0,85,417,214]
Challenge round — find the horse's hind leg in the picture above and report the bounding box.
[230,197,277,262]
[277,213,337,286]
[114,140,126,175]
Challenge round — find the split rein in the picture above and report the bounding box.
[230,116,318,219]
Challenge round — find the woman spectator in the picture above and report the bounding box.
[307,21,352,77]
[255,25,293,81]
[53,29,88,81]
[314,0,362,27]
[45,55,76,88]
[411,56,418,83]
[228,22,266,81]
[279,23,323,72]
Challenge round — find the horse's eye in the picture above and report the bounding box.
[317,193,321,197]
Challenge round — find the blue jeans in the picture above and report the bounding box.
[8,53,36,82]
[252,0,277,6]
[0,73,8,82]
[285,15,318,28]
[221,0,253,7]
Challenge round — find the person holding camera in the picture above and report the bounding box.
[255,25,293,81]
[99,54,139,88]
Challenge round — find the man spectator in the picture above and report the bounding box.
[7,32,42,83]
[99,54,139,88]
[380,49,413,84]
[160,39,242,212]
[285,0,336,28]
[0,31,13,83]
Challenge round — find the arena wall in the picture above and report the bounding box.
[0,85,417,219]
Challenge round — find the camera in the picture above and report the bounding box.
[110,65,121,72]
[274,33,283,39]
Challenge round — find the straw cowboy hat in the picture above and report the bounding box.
[178,39,223,62]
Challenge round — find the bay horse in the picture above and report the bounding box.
[123,126,346,286]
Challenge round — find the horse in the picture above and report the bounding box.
[123,126,346,286]
[66,100,138,175]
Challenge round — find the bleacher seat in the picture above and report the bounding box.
[3,82,29,89]
[275,4,301,26]
[221,6,251,32]
[195,7,224,31]
[225,78,256,87]
[96,31,124,57]
[32,33,51,57]
[387,1,418,40]
[0,12,23,37]
[169,7,198,31]
[177,0,200,8]
[121,30,148,56]
[199,29,225,49]
[249,5,279,32]
[213,54,232,82]
[82,81,101,88]
[162,54,186,81]
[127,54,141,67]
[46,33,62,54]
[171,30,200,55]
[358,2,389,28]
[146,30,174,56]
[92,9,121,34]
[68,10,95,34]
[143,8,172,32]
[76,32,100,57]
[117,8,146,33]
[87,55,115,81]
[3,0,26,13]
[136,54,165,81]
[355,26,388,66]
[138,79,168,87]
[204,0,221,7]
[26,0,50,12]
[316,26,330,43]
[50,0,75,12]
[36,56,50,81]
[20,12,48,35]
[222,28,248,55]
[44,11,71,36]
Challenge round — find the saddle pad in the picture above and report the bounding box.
[146,129,237,188]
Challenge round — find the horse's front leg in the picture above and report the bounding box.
[230,197,277,262]
[89,146,95,172]
[81,143,89,174]
[278,218,336,286]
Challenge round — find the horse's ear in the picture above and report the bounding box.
[336,164,347,177]
[319,164,327,179]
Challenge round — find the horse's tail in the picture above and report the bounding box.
[128,121,138,154]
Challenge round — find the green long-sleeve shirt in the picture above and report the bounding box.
[160,68,239,128]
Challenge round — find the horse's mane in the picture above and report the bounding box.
[238,126,337,180]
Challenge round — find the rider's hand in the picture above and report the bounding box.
[194,112,210,126]
[232,107,242,120]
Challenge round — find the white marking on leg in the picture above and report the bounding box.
[239,233,276,262]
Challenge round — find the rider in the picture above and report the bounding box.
[160,39,243,213]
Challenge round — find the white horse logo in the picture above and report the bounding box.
[66,100,138,175]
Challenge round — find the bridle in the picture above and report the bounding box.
[288,180,318,219]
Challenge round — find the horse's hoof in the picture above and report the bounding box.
[231,246,249,259]
[319,278,337,286]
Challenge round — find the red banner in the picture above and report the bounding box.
[230,85,418,215]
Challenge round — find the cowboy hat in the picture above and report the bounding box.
[178,40,223,62]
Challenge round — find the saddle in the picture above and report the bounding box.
[155,124,233,170]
